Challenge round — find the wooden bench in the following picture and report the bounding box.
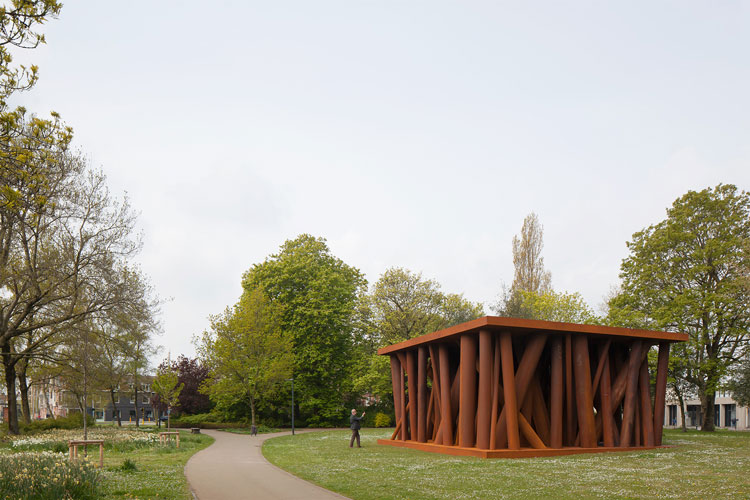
[68,440,104,468]
[191,427,201,434]
[159,431,180,447]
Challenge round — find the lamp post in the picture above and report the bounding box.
[287,378,295,435]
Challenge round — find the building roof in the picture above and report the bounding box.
[377,316,688,355]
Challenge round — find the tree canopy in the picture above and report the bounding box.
[241,234,366,426]
[198,288,292,427]
[610,184,750,431]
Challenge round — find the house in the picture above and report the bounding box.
[28,376,158,423]
[664,391,749,430]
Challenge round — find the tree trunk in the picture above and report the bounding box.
[134,384,139,427]
[44,387,55,419]
[3,355,19,434]
[17,364,31,424]
[250,397,256,427]
[110,389,122,426]
[676,390,687,433]
[700,391,715,432]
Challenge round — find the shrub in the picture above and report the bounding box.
[0,452,100,499]
[374,413,391,428]
[20,413,95,433]
[119,458,138,472]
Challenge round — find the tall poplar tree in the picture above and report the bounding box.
[496,212,552,317]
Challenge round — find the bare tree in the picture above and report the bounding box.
[0,141,145,433]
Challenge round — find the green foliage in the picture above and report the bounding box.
[118,458,138,472]
[11,413,95,433]
[517,289,599,324]
[611,184,750,430]
[352,267,484,410]
[241,234,366,426]
[152,368,184,430]
[373,412,391,428]
[0,451,100,499]
[198,288,293,427]
[0,1,62,108]
[727,355,750,408]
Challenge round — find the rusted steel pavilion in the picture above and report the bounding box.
[377,316,687,458]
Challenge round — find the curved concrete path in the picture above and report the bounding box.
[185,429,349,500]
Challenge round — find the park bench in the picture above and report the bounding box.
[68,439,104,468]
[159,431,180,447]
[191,427,200,434]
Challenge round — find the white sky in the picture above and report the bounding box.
[14,1,750,363]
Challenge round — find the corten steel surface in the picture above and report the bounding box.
[377,316,687,458]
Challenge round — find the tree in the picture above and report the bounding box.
[495,213,552,317]
[371,267,444,345]
[198,288,292,427]
[611,184,750,432]
[241,234,366,426]
[172,356,211,415]
[0,1,62,110]
[152,367,183,431]
[727,353,750,408]
[152,355,212,417]
[354,267,484,406]
[517,290,598,324]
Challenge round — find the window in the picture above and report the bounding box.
[725,404,736,428]
[714,405,720,427]
[668,405,678,426]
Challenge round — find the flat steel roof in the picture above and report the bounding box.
[377,316,688,355]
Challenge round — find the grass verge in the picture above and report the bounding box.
[262,428,750,499]
[221,425,281,435]
[98,430,213,499]
[1,427,213,499]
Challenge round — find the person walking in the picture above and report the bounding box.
[349,409,365,448]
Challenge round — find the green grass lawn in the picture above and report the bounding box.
[0,427,213,499]
[97,430,213,499]
[222,425,281,435]
[262,428,750,499]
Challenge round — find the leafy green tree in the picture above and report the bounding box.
[727,354,750,408]
[611,184,750,432]
[371,267,444,345]
[517,290,598,324]
[152,368,183,431]
[198,288,292,427]
[0,1,62,106]
[241,235,365,426]
[354,267,484,406]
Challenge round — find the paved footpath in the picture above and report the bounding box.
[185,429,350,500]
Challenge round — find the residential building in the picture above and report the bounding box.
[665,391,749,430]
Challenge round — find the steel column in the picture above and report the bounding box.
[500,332,520,450]
[476,330,493,449]
[459,335,477,448]
[439,344,453,447]
[653,342,670,446]
[573,335,596,448]
[417,346,428,442]
[550,336,563,448]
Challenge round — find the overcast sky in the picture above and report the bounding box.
[14,1,750,363]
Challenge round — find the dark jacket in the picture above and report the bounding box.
[350,414,363,430]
